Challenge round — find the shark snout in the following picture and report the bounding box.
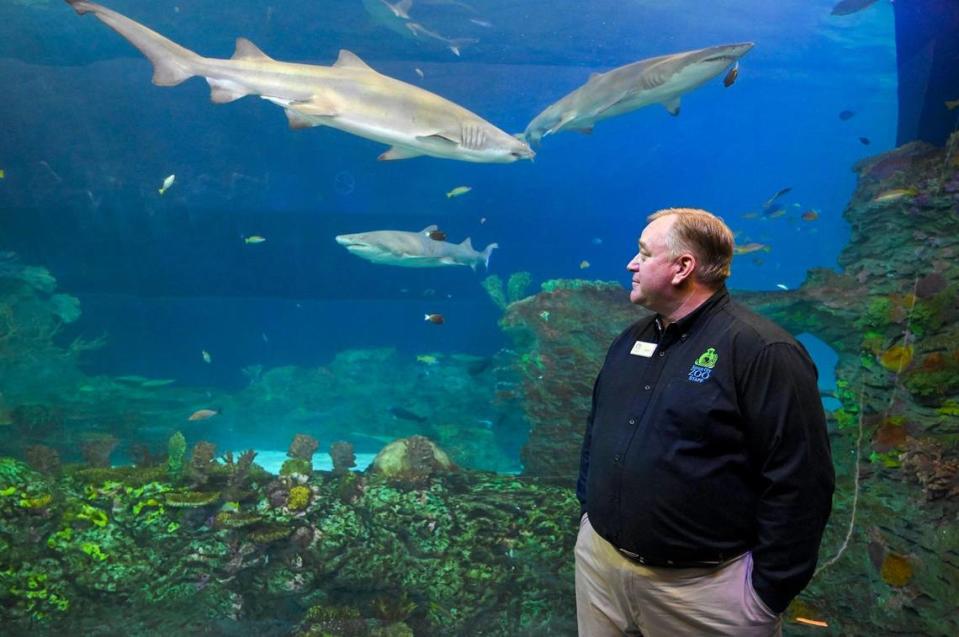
[335,234,363,247]
[700,42,754,64]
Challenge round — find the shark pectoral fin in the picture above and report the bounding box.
[546,112,578,135]
[393,0,413,20]
[284,109,322,129]
[232,37,274,61]
[333,49,375,72]
[663,97,681,116]
[378,146,424,161]
[207,78,250,104]
[289,96,341,118]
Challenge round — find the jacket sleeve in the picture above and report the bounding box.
[576,370,603,520]
[740,342,836,614]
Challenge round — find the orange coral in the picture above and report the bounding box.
[920,352,945,371]
[880,553,913,587]
[873,420,907,451]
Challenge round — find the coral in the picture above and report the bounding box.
[370,436,456,487]
[167,431,186,479]
[899,438,959,500]
[880,553,914,587]
[287,485,312,511]
[288,433,319,462]
[79,434,118,468]
[330,441,356,476]
[24,445,60,475]
[506,271,533,303]
[187,441,217,486]
[248,524,292,544]
[481,274,507,310]
[280,458,313,477]
[163,490,221,508]
[879,344,913,372]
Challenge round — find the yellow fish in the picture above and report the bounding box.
[188,408,219,421]
[579,260,591,269]
[733,242,771,255]
[946,99,959,111]
[446,186,472,198]
[244,235,266,244]
[416,354,438,365]
[158,174,175,195]
[0,168,5,179]
[872,187,918,203]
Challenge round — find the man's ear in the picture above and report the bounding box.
[672,253,696,285]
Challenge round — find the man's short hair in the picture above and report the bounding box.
[648,208,734,286]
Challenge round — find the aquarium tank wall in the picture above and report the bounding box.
[0,0,957,635]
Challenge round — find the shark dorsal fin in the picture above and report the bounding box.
[232,38,273,61]
[334,50,374,71]
[460,237,474,250]
[421,225,439,233]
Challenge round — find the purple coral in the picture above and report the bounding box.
[288,433,319,461]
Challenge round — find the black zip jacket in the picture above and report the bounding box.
[577,288,835,614]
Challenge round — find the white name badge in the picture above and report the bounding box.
[630,340,657,357]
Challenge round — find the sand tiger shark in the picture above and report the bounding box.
[65,1,533,163]
[361,0,477,57]
[335,225,497,270]
[523,43,754,145]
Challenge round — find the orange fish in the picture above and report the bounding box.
[794,617,829,628]
[188,408,219,421]
[733,242,771,255]
[424,313,445,324]
[801,210,819,221]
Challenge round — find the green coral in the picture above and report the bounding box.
[506,272,533,303]
[938,400,959,416]
[481,275,507,310]
[167,431,187,478]
[280,457,313,476]
[287,485,312,511]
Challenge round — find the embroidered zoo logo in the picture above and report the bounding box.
[688,347,718,383]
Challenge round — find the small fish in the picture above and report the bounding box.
[0,169,5,179]
[762,187,792,211]
[415,67,425,78]
[776,283,789,290]
[141,379,176,388]
[188,408,219,421]
[424,313,445,324]
[201,350,212,364]
[479,217,487,224]
[579,260,591,269]
[158,174,175,195]
[872,187,918,203]
[831,0,879,16]
[416,354,438,365]
[838,110,855,120]
[539,310,550,321]
[945,99,959,111]
[389,406,427,423]
[244,235,266,244]
[469,18,493,28]
[801,209,819,221]
[733,242,771,255]
[446,186,472,198]
[425,229,447,241]
[723,62,739,88]
[591,237,603,245]
[762,204,786,219]
[859,136,871,145]
[261,332,269,343]
[794,617,829,628]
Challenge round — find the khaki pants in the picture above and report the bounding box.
[575,514,783,637]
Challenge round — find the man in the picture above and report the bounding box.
[575,208,834,636]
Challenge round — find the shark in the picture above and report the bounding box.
[335,225,497,270]
[523,42,754,145]
[361,0,477,56]
[65,1,532,163]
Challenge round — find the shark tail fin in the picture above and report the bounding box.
[481,243,499,270]
[447,38,479,57]
[68,0,201,87]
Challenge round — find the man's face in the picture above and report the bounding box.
[626,216,679,309]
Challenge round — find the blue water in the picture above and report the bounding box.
[0,0,896,389]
